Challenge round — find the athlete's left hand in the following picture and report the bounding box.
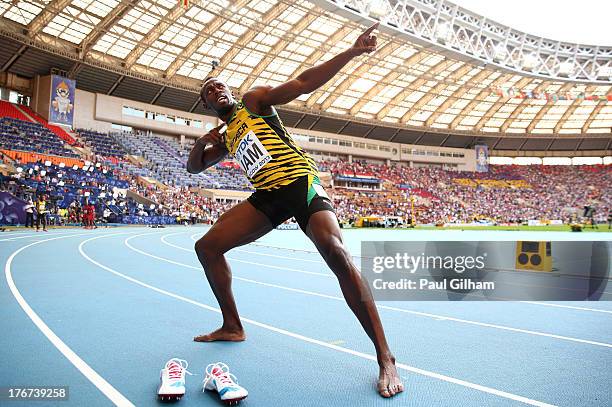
[351,23,378,55]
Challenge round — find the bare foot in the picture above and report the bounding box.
[193,327,246,342]
[377,358,404,398]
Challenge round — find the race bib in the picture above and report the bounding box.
[235,131,272,178]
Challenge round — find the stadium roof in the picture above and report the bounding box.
[0,0,610,153]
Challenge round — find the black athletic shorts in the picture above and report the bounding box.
[247,175,335,232]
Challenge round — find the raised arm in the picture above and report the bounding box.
[245,23,379,113]
[186,124,229,174]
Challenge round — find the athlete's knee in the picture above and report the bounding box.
[194,234,220,260]
[322,236,353,272]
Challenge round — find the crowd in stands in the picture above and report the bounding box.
[320,160,611,225]
[0,117,78,158]
[112,130,250,190]
[77,129,127,158]
[1,101,610,227]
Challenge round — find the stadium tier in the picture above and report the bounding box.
[77,129,127,158]
[115,130,251,190]
[0,117,78,158]
[1,113,609,226]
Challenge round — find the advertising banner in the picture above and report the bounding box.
[49,75,75,127]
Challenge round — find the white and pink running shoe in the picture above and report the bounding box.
[157,358,192,402]
[203,362,248,405]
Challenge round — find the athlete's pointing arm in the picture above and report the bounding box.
[246,23,379,112]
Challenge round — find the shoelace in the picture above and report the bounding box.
[165,358,193,380]
[203,362,239,388]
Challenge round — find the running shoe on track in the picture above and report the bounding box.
[203,362,248,405]
[157,358,192,402]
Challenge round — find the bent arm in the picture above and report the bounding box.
[187,142,228,174]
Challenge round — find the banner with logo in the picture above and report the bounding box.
[475,144,488,173]
[49,75,76,127]
[0,191,27,225]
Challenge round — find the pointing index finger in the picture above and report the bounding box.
[362,22,379,36]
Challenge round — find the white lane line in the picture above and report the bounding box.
[187,231,325,263]
[190,232,612,316]
[519,301,612,315]
[159,233,332,278]
[191,232,363,261]
[0,232,72,241]
[234,248,325,263]
[80,234,557,407]
[5,233,135,407]
[130,232,612,350]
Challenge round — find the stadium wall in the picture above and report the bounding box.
[93,93,217,137]
[68,88,477,170]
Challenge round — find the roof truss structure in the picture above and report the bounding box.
[0,0,609,142]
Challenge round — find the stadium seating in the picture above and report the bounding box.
[0,117,78,158]
[19,104,77,145]
[115,131,251,190]
[323,160,612,225]
[77,129,127,158]
[0,100,30,121]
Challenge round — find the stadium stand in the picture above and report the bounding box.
[115,130,251,190]
[77,129,127,158]
[1,113,610,227]
[18,104,77,145]
[0,117,78,158]
[0,100,31,122]
[323,160,612,225]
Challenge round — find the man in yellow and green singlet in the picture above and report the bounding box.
[187,23,403,398]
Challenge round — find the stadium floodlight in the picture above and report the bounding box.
[435,22,452,43]
[494,44,507,61]
[558,61,575,75]
[367,0,389,19]
[523,53,538,69]
[598,66,612,77]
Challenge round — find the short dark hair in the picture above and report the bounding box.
[200,76,217,101]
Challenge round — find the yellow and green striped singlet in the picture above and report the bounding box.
[224,100,319,191]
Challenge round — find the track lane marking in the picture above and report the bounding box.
[188,232,612,315]
[136,232,612,349]
[5,232,135,407]
[81,233,557,407]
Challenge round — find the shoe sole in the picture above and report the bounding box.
[157,394,183,402]
[204,388,247,405]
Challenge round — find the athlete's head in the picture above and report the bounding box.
[200,77,235,117]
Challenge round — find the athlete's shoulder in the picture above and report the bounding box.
[243,87,275,117]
